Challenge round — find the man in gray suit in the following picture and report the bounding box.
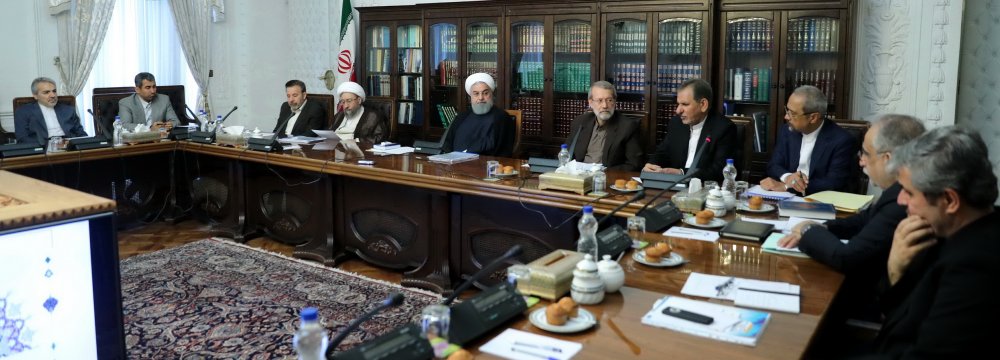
[118,72,179,130]
[14,77,87,145]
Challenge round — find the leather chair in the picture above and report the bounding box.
[730,117,753,181]
[505,109,523,158]
[92,92,133,137]
[93,85,194,125]
[4,96,78,143]
[833,118,871,194]
[363,97,396,142]
[306,94,335,130]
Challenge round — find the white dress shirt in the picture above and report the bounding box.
[335,107,365,140]
[140,97,153,125]
[781,120,825,182]
[684,117,707,169]
[284,99,307,136]
[39,105,65,137]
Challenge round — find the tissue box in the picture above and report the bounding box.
[538,172,593,195]
[522,250,584,300]
[121,131,161,145]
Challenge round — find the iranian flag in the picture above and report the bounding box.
[336,0,358,93]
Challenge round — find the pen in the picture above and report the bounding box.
[510,347,559,360]
[715,277,735,297]
[514,341,563,353]
[737,287,799,296]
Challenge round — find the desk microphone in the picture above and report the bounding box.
[635,169,698,232]
[326,293,405,357]
[444,244,527,346]
[566,122,584,158]
[248,111,295,152]
[685,136,711,179]
[442,244,522,306]
[217,106,238,127]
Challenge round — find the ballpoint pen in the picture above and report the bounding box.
[715,277,735,297]
[511,347,559,360]
[514,341,563,353]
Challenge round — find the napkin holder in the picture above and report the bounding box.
[538,172,593,195]
[524,249,584,300]
[121,131,161,145]
[216,133,244,147]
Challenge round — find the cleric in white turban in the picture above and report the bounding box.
[330,81,389,143]
[441,73,515,157]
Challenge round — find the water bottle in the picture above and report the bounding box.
[592,168,606,194]
[722,158,737,194]
[214,115,224,133]
[198,110,209,131]
[112,116,123,146]
[557,144,570,167]
[577,205,599,259]
[293,307,329,360]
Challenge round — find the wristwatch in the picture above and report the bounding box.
[799,223,823,237]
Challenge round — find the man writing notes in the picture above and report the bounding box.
[274,80,327,137]
[867,126,1000,358]
[778,114,925,321]
[118,72,179,130]
[642,78,737,182]
[441,73,515,157]
[330,81,389,143]
[759,85,856,195]
[14,77,87,146]
[566,81,644,171]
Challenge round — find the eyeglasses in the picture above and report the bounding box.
[590,98,616,105]
[339,98,359,104]
[859,148,889,159]
[784,107,817,118]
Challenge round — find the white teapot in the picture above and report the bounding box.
[597,254,625,293]
[570,254,605,304]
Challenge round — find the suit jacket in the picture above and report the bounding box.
[568,111,644,171]
[440,106,515,157]
[870,211,1000,358]
[329,104,389,143]
[648,112,737,182]
[767,120,857,194]
[13,102,87,145]
[118,93,179,129]
[274,99,327,137]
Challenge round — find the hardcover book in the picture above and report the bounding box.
[778,200,836,220]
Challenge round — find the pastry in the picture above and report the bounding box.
[625,180,639,190]
[748,195,764,210]
[545,303,569,325]
[614,179,626,188]
[502,165,514,174]
[447,349,474,360]
[654,242,672,257]
[695,210,714,225]
[644,247,664,262]
[557,297,579,318]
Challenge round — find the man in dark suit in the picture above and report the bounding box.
[330,81,389,143]
[642,78,736,182]
[760,85,856,195]
[118,72,180,130]
[567,81,644,171]
[14,77,87,146]
[274,79,327,137]
[867,126,999,358]
[777,114,925,321]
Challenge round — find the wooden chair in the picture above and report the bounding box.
[4,96,78,143]
[506,109,523,158]
[363,97,396,142]
[833,118,872,194]
[730,117,754,181]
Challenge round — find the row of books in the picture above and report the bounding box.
[553,99,589,138]
[658,21,702,55]
[512,24,544,53]
[367,74,391,97]
[467,25,499,53]
[655,101,680,144]
[788,18,839,52]
[398,102,423,125]
[656,64,703,95]
[787,69,836,104]
[727,20,773,52]
[397,24,422,48]
[437,60,459,86]
[512,96,543,136]
[554,23,592,53]
[398,49,422,73]
[616,100,645,112]
[553,62,591,93]
[466,62,498,80]
[609,22,647,54]
[368,26,391,49]
[611,63,647,93]
[367,48,391,73]
[434,26,457,53]
[399,76,423,100]
[516,61,544,91]
[434,104,457,128]
[725,67,772,103]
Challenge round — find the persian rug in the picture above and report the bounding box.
[120,238,442,359]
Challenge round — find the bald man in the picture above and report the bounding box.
[440,73,515,157]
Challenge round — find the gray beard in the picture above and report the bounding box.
[471,101,493,115]
[596,109,614,121]
[345,107,361,118]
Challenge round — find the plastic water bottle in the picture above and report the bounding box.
[592,168,606,194]
[198,110,209,131]
[112,116,123,146]
[214,115,224,133]
[722,158,737,194]
[577,205,599,259]
[293,307,329,360]
[557,144,570,167]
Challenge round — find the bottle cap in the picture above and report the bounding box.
[726,158,734,164]
[582,205,593,214]
[300,307,319,321]
[561,144,568,149]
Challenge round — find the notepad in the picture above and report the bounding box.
[746,185,796,200]
[642,296,772,346]
[761,233,809,258]
[806,191,874,213]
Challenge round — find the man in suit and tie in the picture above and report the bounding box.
[14,77,87,146]
[760,85,856,194]
[642,78,737,182]
[118,72,180,130]
[567,81,644,171]
[274,79,327,137]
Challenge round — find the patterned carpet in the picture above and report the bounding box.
[120,238,442,359]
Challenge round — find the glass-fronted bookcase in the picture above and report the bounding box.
[359,9,423,144]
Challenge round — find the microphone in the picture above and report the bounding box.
[248,110,295,151]
[635,169,698,232]
[442,245,522,306]
[184,105,198,120]
[596,189,646,228]
[685,136,711,178]
[326,293,405,356]
[566,121,584,158]
[217,106,238,127]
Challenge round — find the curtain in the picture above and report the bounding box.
[51,0,116,97]
[170,0,215,118]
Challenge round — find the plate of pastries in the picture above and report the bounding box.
[610,178,643,192]
[683,210,727,228]
[529,297,597,333]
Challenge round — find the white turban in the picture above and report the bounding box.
[465,73,495,96]
[336,81,366,103]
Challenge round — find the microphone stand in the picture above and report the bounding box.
[442,245,522,306]
[326,293,405,358]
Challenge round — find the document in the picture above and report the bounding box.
[806,191,874,213]
[663,226,719,242]
[479,328,582,360]
[641,296,771,347]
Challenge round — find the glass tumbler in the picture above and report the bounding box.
[506,264,532,299]
[627,216,647,246]
[420,304,451,358]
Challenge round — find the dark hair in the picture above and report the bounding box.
[285,79,307,93]
[588,81,617,100]
[31,77,57,95]
[134,72,156,87]
[889,126,998,209]
[679,78,713,106]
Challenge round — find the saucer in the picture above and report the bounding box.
[737,203,776,213]
[528,308,597,333]
[494,171,519,178]
[610,185,643,193]
[683,217,727,229]
[632,251,686,267]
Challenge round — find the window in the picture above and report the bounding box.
[78,0,198,134]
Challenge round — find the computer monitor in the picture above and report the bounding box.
[0,213,125,359]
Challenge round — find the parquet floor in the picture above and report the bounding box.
[118,219,402,284]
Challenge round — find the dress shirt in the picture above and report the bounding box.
[584,120,608,164]
[39,105,65,137]
[335,107,365,140]
[284,100,307,136]
[684,118,706,168]
[140,97,153,125]
[781,120,824,182]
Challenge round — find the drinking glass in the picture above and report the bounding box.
[420,304,451,358]
[703,180,719,191]
[627,216,646,246]
[506,264,532,300]
[735,180,750,202]
[485,160,500,179]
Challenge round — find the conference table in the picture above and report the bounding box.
[0,139,844,358]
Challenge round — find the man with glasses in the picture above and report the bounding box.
[441,73,515,157]
[566,81,644,171]
[642,78,737,181]
[330,81,388,143]
[759,85,856,194]
[274,79,327,137]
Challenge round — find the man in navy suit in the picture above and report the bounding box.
[14,77,87,146]
[760,85,856,194]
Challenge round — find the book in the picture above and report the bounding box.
[805,191,874,213]
[719,219,774,242]
[642,295,771,346]
[746,184,795,200]
[778,200,836,220]
[428,151,479,164]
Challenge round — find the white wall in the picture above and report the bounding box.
[0,0,60,133]
[956,1,1000,192]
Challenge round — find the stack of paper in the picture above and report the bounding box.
[806,191,875,213]
[761,233,810,258]
[428,151,479,164]
[641,296,771,346]
[479,329,582,360]
[746,185,796,200]
[680,272,801,313]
